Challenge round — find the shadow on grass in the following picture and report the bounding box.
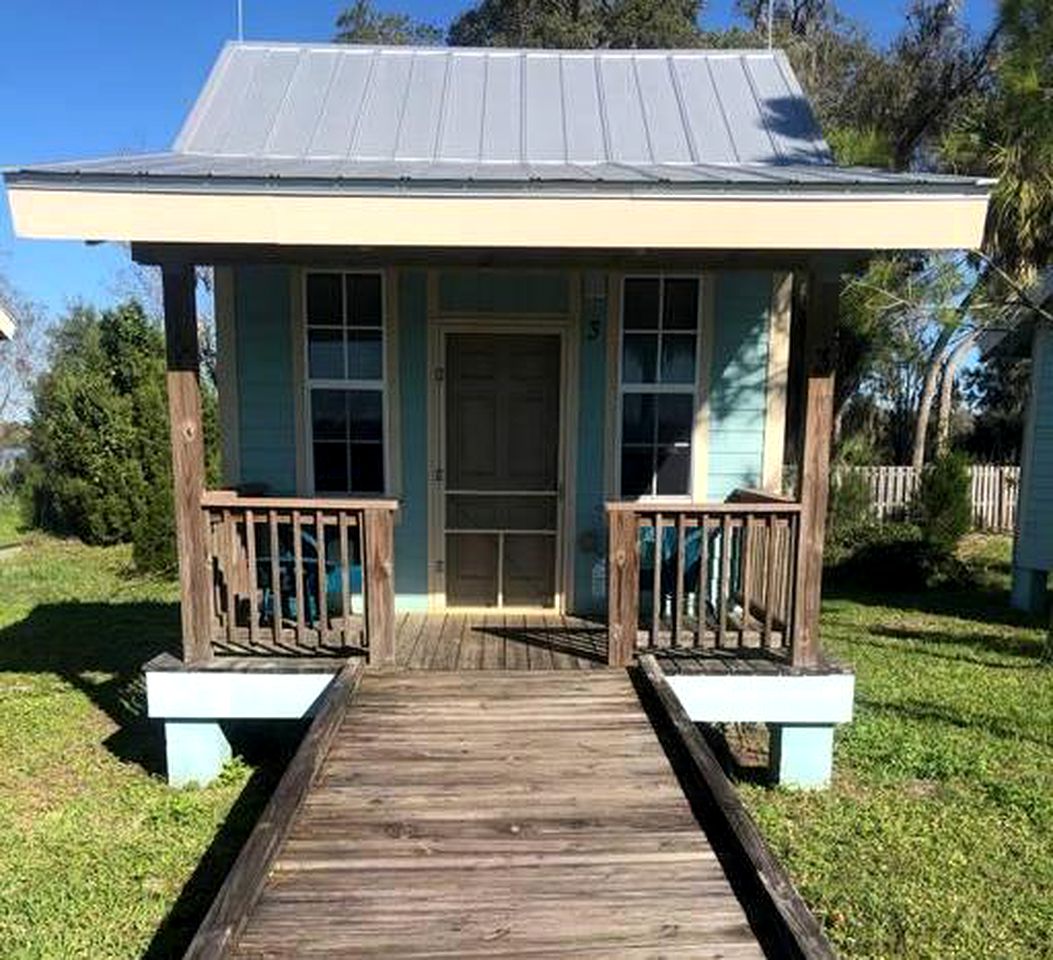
[857,695,1051,750]
[0,600,182,775]
[824,575,1045,634]
[0,599,302,956]
[864,625,1045,665]
[142,720,306,959]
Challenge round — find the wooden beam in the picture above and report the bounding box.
[183,661,364,960]
[791,273,837,667]
[607,508,640,667]
[633,655,838,960]
[163,263,212,664]
[363,507,396,667]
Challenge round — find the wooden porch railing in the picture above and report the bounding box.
[200,491,398,664]
[606,492,802,666]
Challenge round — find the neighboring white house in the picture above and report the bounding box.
[999,273,1053,612]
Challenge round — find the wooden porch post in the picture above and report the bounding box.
[607,508,640,667]
[363,507,396,667]
[791,272,838,667]
[162,263,212,664]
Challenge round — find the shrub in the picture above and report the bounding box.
[826,469,878,566]
[24,299,217,575]
[828,521,931,589]
[914,452,973,562]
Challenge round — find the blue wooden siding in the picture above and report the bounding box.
[234,265,297,493]
[395,271,430,610]
[574,273,609,615]
[438,270,569,315]
[226,265,775,614]
[707,272,771,500]
[1016,325,1053,571]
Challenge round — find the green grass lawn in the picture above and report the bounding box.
[0,526,279,958]
[0,495,24,549]
[741,535,1053,959]
[2,517,1050,958]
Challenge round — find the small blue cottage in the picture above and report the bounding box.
[5,42,990,788]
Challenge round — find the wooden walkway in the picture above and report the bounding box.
[209,669,764,958]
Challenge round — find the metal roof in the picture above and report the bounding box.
[5,41,991,194]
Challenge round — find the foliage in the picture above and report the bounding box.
[944,0,1053,278]
[0,272,45,424]
[447,0,704,48]
[960,351,1030,461]
[914,451,973,560]
[22,300,217,574]
[0,532,268,956]
[335,0,442,44]
[824,469,878,566]
[741,535,1053,959]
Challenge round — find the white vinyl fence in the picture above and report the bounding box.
[840,464,1020,533]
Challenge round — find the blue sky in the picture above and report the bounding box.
[1,0,996,317]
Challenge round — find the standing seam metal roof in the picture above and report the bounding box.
[173,43,831,166]
[5,42,991,191]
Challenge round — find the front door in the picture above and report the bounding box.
[444,332,562,608]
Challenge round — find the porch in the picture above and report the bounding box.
[195,487,809,669]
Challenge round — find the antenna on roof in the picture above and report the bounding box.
[236,0,244,40]
[767,0,774,49]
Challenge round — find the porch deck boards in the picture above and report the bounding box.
[395,612,609,670]
[230,670,764,959]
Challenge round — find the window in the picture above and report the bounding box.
[305,271,385,494]
[619,276,700,497]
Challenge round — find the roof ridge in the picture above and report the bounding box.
[224,39,790,58]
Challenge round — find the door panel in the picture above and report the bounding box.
[444,333,561,608]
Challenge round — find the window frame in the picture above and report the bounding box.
[616,273,705,502]
[302,268,389,496]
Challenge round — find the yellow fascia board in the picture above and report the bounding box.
[8,186,989,251]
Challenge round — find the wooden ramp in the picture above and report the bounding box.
[213,669,764,958]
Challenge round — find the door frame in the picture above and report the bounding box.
[427,317,578,613]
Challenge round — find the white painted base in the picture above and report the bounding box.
[146,666,340,786]
[769,724,835,789]
[1010,566,1047,614]
[665,671,854,790]
[146,669,336,720]
[664,672,854,724]
[165,721,232,788]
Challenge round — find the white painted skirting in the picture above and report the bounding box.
[665,672,855,725]
[146,669,338,720]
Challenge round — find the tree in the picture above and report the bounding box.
[335,0,443,45]
[448,0,703,49]
[0,273,44,425]
[23,299,218,573]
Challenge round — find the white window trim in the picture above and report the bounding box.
[615,273,706,502]
[302,268,390,496]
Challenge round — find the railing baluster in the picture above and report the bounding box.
[696,514,709,648]
[651,513,662,648]
[223,508,235,648]
[269,509,282,647]
[672,513,685,647]
[316,510,327,646]
[293,509,306,650]
[740,515,752,647]
[340,511,352,649]
[718,514,730,649]
[763,514,776,648]
[246,509,259,647]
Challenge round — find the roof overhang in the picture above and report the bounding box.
[5,174,991,251]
